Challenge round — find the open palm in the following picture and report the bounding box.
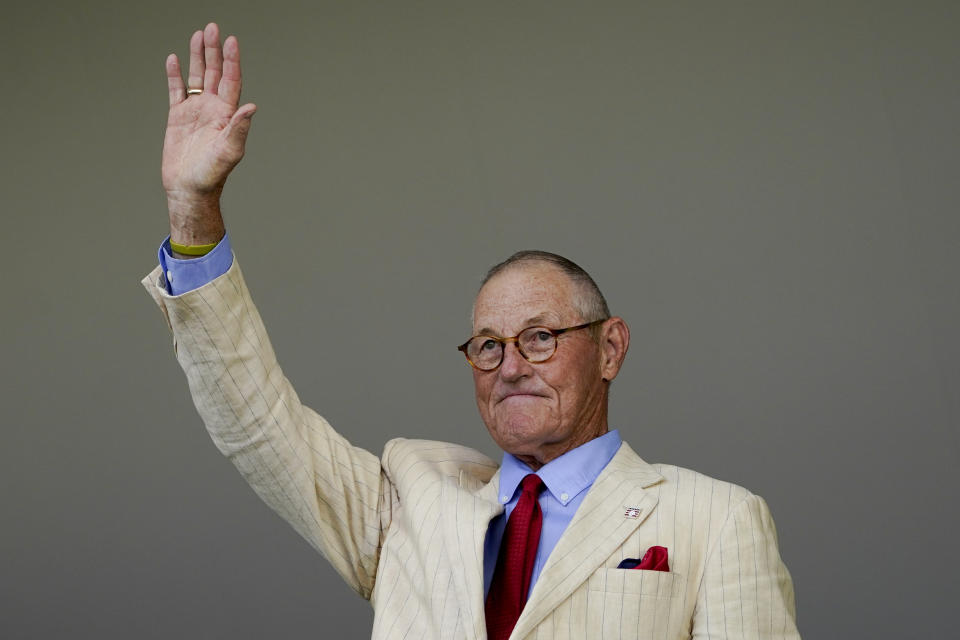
[162,24,256,199]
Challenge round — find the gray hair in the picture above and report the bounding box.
[479,250,611,328]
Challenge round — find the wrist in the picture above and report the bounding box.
[166,189,225,254]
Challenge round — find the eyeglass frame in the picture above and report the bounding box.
[457,318,607,371]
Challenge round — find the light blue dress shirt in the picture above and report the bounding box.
[157,234,234,295]
[156,237,623,599]
[483,429,622,598]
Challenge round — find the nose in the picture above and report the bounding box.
[498,341,532,381]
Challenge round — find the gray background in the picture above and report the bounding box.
[2,1,957,638]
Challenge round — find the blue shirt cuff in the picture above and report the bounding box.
[157,233,233,295]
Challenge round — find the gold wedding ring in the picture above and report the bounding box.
[186,88,203,95]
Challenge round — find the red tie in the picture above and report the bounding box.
[485,473,546,640]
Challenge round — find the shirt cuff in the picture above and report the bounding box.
[157,233,233,295]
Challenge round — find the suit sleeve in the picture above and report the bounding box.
[692,494,801,639]
[142,258,394,599]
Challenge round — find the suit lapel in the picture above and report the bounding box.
[511,443,664,638]
[441,468,504,640]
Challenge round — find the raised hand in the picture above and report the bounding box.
[162,23,256,250]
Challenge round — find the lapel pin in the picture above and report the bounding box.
[624,507,642,519]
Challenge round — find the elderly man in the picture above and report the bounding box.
[146,23,800,640]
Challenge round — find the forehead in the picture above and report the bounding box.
[472,263,578,333]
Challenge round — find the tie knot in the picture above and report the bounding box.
[520,473,544,495]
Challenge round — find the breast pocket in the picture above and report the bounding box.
[585,568,684,640]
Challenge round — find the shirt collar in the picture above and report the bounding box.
[498,429,622,506]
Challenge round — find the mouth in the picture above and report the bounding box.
[497,391,547,403]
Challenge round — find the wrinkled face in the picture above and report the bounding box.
[470,263,609,464]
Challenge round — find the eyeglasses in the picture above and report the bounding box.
[457,319,606,371]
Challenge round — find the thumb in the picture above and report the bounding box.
[224,103,257,149]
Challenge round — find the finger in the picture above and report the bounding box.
[187,29,204,91]
[166,54,185,106]
[218,35,242,106]
[222,103,257,153]
[203,23,223,94]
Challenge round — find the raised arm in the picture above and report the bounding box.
[148,26,393,598]
[162,23,256,258]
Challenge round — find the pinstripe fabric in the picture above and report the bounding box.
[143,259,800,640]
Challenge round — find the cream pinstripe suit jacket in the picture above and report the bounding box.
[144,258,800,640]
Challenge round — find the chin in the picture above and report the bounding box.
[488,414,555,455]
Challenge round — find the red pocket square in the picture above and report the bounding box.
[616,545,669,571]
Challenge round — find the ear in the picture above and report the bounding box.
[598,317,630,382]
